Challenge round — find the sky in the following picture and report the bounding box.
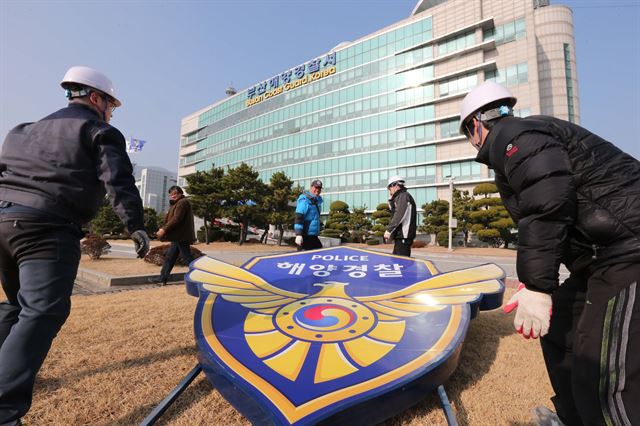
[1,0,639,174]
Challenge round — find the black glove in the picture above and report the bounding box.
[131,230,150,258]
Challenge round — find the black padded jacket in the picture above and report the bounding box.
[0,103,144,232]
[387,188,417,240]
[476,115,640,293]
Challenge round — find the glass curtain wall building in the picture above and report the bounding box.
[135,167,178,214]
[179,0,579,216]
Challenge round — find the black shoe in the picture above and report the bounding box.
[0,419,22,426]
[147,276,166,285]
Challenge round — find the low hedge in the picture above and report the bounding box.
[143,244,204,266]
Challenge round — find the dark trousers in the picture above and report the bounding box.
[392,239,413,257]
[541,263,640,426]
[298,235,323,251]
[160,241,195,282]
[0,203,81,423]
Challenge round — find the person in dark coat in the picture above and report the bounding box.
[0,66,149,425]
[460,81,640,426]
[150,185,197,285]
[384,176,417,257]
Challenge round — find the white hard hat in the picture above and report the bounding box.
[60,66,122,106]
[387,175,405,188]
[459,81,516,134]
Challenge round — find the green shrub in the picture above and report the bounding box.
[350,231,369,244]
[366,239,380,246]
[412,240,427,248]
[81,235,111,260]
[437,230,449,247]
[320,229,343,239]
[197,227,225,243]
[329,200,349,211]
[224,231,240,242]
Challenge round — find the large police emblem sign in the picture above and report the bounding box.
[186,247,504,425]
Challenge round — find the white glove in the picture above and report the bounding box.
[503,283,552,339]
[295,235,303,246]
[131,230,150,258]
[383,231,391,240]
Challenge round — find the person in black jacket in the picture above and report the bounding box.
[460,81,640,426]
[0,66,149,425]
[384,176,417,257]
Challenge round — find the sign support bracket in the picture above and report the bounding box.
[437,384,458,426]
[140,363,202,426]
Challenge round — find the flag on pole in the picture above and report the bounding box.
[127,138,146,153]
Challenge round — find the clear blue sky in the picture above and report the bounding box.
[1,0,638,173]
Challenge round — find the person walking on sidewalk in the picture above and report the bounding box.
[294,179,323,251]
[460,81,640,425]
[384,176,417,257]
[151,185,196,285]
[0,66,149,425]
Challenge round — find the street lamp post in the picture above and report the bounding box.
[447,176,455,252]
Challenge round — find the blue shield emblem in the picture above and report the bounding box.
[187,247,504,425]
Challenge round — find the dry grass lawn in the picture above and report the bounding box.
[1,257,553,425]
[79,256,189,276]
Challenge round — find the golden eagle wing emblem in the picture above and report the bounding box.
[355,263,504,319]
[187,256,306,314]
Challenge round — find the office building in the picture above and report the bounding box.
[178,0,579,216]
[136,167,177,213]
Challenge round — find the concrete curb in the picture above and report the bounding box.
[76,267,186,287]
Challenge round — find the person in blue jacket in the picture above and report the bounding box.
[294,180,323,250]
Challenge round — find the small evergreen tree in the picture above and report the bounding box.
[452,189,474,247]
[221,163,268,245]
[321,200,351,241]
[263,171,301,246]
[420,199,449,246]
[91,198,124,236]
[371,203,391,237]
[348,206,372,243]
[469,183,516,248]
[185,167,226,244]
[143,207,160,236]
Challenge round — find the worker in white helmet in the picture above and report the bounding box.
[0,66,149,424]
[460,81,640,425]
[384,175,416,257]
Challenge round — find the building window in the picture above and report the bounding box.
[485,62,528,87]
[483,18,526,45]
[563,43,575,123]
[440,118,460,139]
[440,160,481,181]
[439,73,478,97]
[438,31,475,56]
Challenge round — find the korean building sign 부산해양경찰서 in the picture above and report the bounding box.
[246,52,337,108]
